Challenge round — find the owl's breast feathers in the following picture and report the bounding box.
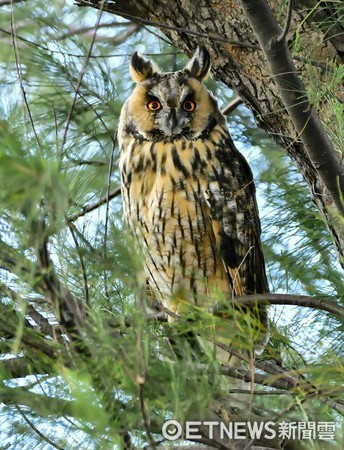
[119,121,268,313]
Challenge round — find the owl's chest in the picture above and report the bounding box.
[119,137,228,304]
[120,139,212,231]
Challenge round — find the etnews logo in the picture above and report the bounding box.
[162,420,336,441]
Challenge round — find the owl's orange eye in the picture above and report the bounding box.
[147,100,162,111]
[182,100,196,112]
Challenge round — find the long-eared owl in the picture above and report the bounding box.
[118,47,268,351]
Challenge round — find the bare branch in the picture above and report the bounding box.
[38,234,87,332]
[68,158,109,166]
[103,139,117,298]
[0,284,63,341]
[0,237,86,336]
[239,0,344,215]
[221,97,243,116]
[67,221,103,257]
[55,20,138,40]
[76,0,259,50]
[61,0,105,151]
[212,363,297,391]
[0,356,51,379]
[68,186,121,222]
[232,293,344,318]
[0,386,76,417]
[82,23,140,43]
[16,405,64,450]
[138,384,158,450]
[277,0,294,42]
[151,292,343,320]
[0,0,25,6]
[10,18,41,150]
[68,225,90,305]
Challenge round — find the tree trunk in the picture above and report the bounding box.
[77,0,344,265]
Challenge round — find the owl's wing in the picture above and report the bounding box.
[205,137,268,297]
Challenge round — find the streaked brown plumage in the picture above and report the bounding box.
[118,47,268,353]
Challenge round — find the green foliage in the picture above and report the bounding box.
[0,1,343,449]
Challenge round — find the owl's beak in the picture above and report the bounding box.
[161,109,183,136]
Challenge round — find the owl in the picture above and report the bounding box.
[118,47,268,355]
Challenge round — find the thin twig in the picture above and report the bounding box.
[292,55,333,73]
[10,17,41,151]
[277,0,294,42]
[68,186,121,222]
[227,388,295,395]
[81,23,140,44]
[67,221,102,258]
[0,25,333,72]
[103,137,116,299]
[76,1,259,50]
[60,0,105,152]
[68,224,90,305]
[68,158,108,167]
[143,25,174,46]
[37,227,86,331]
[76,91,116,145]
[138,385,158,450]
[15,405,65,450]
[55,20,137,40]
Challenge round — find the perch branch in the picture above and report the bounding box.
[233,293,344,318]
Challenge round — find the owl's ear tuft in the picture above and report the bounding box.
[130,52,160,83]
[185,46,211,81]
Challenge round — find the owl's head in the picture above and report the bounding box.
[121,47,222,142]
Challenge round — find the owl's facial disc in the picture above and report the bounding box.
[146,85,195,138]
[125,70,218,142]
[156,105,190,137]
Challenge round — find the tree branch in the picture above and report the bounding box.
[221,97,243,116]
[38,235,87,332]
[150,292,343,320]
[61,0,105,151]
[76,0,259,49]
[277,0,294,42]
[233,293,344,318]
[0,0,25,7]
[0,357,51,379]
[68,186,121,222]
[239,0,344,215]
[0,386,76,417]
[0,237,86,337]
[16,405,64,450]
[55,20,139,41]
